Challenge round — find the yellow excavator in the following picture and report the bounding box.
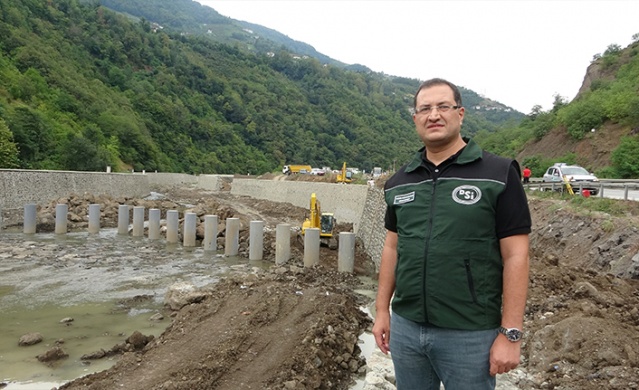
[336,162,352,183]
[301,193,337,248]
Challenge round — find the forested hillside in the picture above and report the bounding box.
[0,0,521,174]
[99,0,343,67]
[475,38,639,178]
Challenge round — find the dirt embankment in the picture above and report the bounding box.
[58,267,373,390]
[521,197,639,389]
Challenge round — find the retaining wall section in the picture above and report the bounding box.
[0,169,149,209]
[230,179,369,231]
[356,187,386,270]
[145,173,233,191]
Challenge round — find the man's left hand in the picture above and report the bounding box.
[489,334,521,376]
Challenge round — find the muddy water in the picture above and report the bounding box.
[0,228,271,388]
[0,228,379,389]
[1,301,165,388]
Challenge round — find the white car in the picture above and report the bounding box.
[542,163,599,195]
[310,168,325,176]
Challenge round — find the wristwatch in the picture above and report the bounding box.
[498,327,523,342]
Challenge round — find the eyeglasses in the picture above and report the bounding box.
[414,105,460,116]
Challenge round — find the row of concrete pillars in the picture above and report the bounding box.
[21,204,356,273]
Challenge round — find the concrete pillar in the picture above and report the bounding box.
[117,205,129,235]
[23,204,37,234]
[88,204,100,234]
[166,210,179,244]
[148,208,161,240]
[275,223,291,265]
[224,217,240,256]
[338,232,356,273]
[132,206,144,237]
[249,220,264,261]
[55,204,68,234]
[303,228,320,268]
[183,212,197,247]
[203,215,218,251]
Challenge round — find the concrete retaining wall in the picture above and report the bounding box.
[0,169,149,209]
[356,187,386,270]
[145,173,233,192]
[230,179,370,232]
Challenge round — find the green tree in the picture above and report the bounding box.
[557,94,607,139]
[7,105,56,168]
[611,136,639,178]
[0,118,20,168]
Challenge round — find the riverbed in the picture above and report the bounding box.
[0,228,271,388]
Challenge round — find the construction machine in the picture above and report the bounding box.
[336,162,352,184]
[282,164,312,175]
[301,193,337,248]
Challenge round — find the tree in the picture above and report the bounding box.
[552,94,568,112]
[0,118,20,168]
[7,106,56,168]
[611,137,639,178]
[60,133,105,171]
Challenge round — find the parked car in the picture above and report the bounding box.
[310,168,325,176]
[542,163,599,195]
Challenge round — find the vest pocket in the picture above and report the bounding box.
[464,259,479,304]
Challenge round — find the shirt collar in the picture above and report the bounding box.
[404,137,483,173]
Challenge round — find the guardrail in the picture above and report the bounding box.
[525,180,639,201]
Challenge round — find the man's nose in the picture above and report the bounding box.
[428,109,441,120]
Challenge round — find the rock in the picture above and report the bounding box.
[81,349,107,360]
[18,333,43,346]
[37,346,68,362]
[126,331,154,350]
[164,282,209,310]
[149,313,164,322]
[573,281,598,297]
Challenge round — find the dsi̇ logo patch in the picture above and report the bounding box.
[452,185,481,205]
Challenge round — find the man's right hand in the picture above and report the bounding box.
[372,310,391,354]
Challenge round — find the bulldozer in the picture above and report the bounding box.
[301,193,337,248]
[336,162,352,184]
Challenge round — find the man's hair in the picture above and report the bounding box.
[413,78,462,108]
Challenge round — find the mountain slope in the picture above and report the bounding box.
[515,40,639,177]
[99,0,345,66]
[0,0,522,175]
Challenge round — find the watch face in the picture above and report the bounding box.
[500,327,522,342]
[506,328,522,342]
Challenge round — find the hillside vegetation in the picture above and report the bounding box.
[0,0,521,174]
[475,38,639,178]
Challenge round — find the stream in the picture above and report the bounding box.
[0,228,379,389]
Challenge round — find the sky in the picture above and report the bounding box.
[197,1,639,114]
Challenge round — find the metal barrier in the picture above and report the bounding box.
[526,180,639,201]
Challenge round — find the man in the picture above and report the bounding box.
[523,166,532,184]
[372,78,531,390]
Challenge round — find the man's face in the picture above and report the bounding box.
[413,84,465,148]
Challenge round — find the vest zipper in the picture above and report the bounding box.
[423,178,437,322]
